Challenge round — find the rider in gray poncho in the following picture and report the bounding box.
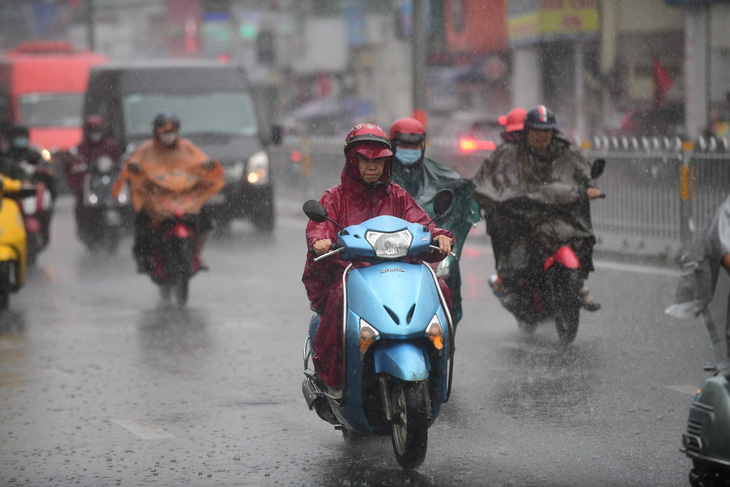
[473,105,602,311]
[666,194,730,376]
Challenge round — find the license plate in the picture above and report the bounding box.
[105,210,121,226]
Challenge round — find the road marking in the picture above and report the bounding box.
[113,419,175,439]
[666,385,700,396]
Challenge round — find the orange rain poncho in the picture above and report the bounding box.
[112,138,224,226]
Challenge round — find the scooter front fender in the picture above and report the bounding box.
[0,246,20,261]
[373,342,430,381]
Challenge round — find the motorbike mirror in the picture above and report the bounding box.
[303,199,345,232]
[303,200,327,222]
[433,189,453,216]
[591,158,606,179]
[303,200,345,230]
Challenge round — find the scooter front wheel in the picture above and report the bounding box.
[0,261,13,310]
[390,380,429,469]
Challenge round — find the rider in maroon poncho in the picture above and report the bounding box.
[302,123,455,393]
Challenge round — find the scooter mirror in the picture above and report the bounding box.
[303,200,328,222]
[591,158,606,179]
[433,189,453,216]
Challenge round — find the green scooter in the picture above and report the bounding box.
[667,194,730,486]
[682,365,730,486]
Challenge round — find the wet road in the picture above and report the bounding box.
[0,195,712,486]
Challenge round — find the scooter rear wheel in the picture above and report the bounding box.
[174,279,189,307]
[390,380,429,469]
[550,267,581,345]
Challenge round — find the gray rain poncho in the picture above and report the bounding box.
[391,156,479,325]
[666,194,730,374]
[473,136,596,282]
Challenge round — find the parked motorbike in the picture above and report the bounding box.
[79,155,131,253]
[0,177,37,310]
[488,159,606,344]
[301,189,455,469]
[683,366,730,486]
[125,161,223,307]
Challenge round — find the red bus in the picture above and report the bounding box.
[0,41,108,157]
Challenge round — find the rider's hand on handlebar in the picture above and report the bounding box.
[313,239,333,256]
[432,235,453,255]
[587,187,602,199]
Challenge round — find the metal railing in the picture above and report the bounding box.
[583,135,730,260]
[270,134,730,261]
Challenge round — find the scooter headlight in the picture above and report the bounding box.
[117,184,130,205]
[426,314,444,351]
[246,151,269,185]
[96,156,114,173]
[365,229,413,259]
[21,195,37,214]
[359,318,380,359]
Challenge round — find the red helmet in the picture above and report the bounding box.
[84,114,104,131]
[389,117,426,145]
[344,123,392,159]
[504,108,527,133]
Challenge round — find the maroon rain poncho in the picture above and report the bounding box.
[302,147,454,388]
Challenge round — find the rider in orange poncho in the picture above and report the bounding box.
[113,112,224,272]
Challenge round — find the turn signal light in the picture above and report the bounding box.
[426,316,444,350]
[359,319,379,358]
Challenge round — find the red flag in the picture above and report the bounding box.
[652,56,673,109]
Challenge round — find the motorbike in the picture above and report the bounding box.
[488,159,606,345]
[125,161,223,307]
[301,189,455,469]
[79,155,131,253]
[0,178,37,310]
[5,159,54,265]
[683,366,730,487]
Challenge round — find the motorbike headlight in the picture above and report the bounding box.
[359,318,380,359]
[365,229,413,259]
[425,314,444,351]
[22,195,37,214]
[87,193,99,206]
[223,161,245,182]
[41,149,52,162]
[117,184,130,204]
[96,156,114,173]
[246,150,269,185]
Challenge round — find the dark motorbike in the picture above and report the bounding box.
[80,155,132,253]
[124,160,223,307]
[489,159,605,344]
[145,211,201,306]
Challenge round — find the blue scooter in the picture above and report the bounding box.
[301,190,455,469]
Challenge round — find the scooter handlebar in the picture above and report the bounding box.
[311,244,344,262]
[429,244,457,257]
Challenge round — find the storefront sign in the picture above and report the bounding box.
[508,0,599,47]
